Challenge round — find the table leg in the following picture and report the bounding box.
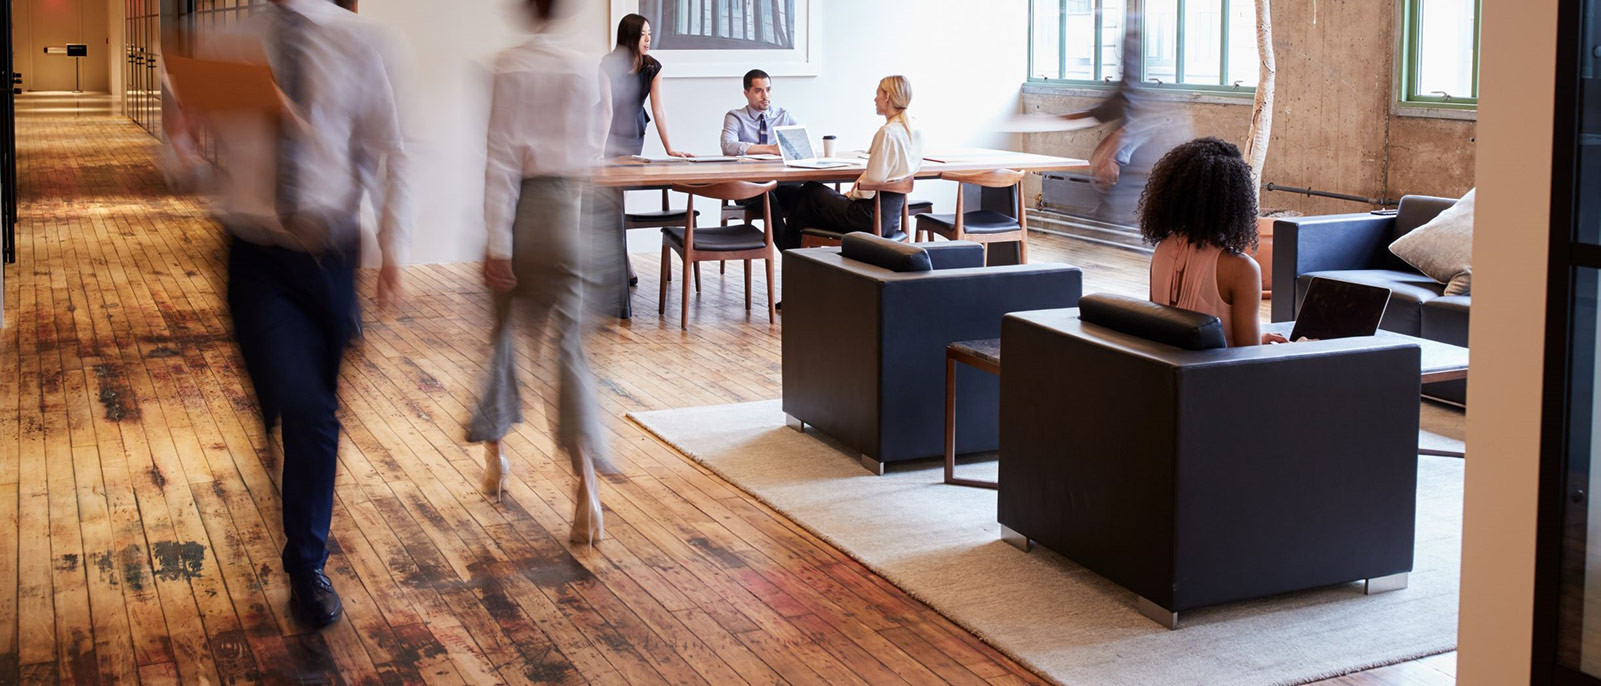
[945,355,956,484]
[593,187,632,319]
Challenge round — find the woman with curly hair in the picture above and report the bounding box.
[1140,137,1280,346]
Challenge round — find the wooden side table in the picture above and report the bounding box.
[945,338,1002,489]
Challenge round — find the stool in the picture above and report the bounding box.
[946,338,1001,489]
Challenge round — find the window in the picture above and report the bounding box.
[1028,0,1258,93]
[1401,0,1481,107]
[1031,0,1125,82]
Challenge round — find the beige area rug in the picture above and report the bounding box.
[628,400,1465,686]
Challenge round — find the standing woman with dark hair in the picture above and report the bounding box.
[1140,136,1280,346]
[602,13,691,158]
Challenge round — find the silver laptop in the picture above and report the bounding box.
[773,125,854,169]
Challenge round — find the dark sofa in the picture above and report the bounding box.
[781,234,1082,474]
[998,295,1420,627]
[1271,194,1468,403]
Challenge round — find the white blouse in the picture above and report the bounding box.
[848,113,925,201]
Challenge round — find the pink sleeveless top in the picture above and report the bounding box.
[1149,237,1235,346]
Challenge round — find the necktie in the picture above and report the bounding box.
[276,7,308,223]
[757,113,768,145]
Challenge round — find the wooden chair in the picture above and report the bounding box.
[798,176,916,248]
[625,188,700,285]
[914,169,1030,263]
[661,181,779,329]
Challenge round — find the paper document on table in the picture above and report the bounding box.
[629,155,691,163]
[742,153,782,160]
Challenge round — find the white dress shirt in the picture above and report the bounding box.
[848,113,925,200]
[483,34,607,260]
[720,104,797,155]
[198,0,412,262]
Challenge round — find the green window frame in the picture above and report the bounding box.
[1027,0,1258,94]
[1399,0,1481,108]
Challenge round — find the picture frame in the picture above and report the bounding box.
[608,0,820,78]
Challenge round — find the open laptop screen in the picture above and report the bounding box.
[774,126,814,161]
[1290,277,1392,341]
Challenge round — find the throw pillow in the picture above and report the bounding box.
[1389,189,1475,296]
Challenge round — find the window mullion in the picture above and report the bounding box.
[1471,0,1481,99]
[1094,0,1104,80]
[1059,0,1069,81]
[1175,0,1187,84]
[1220,0,1230,85]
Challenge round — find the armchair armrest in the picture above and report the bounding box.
[1271,213,1397,321]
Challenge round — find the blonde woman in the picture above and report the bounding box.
[777,75,924,248]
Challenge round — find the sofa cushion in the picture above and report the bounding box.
[1078,293,1228,350]
[1297,269,1446,336]
[1421,295,1471,347]
[841,232,932,272]
[919,241,986,270]
[1389,189,1474,296]
[1395,195,1458,238]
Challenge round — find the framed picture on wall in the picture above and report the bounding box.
[608,0,820,77]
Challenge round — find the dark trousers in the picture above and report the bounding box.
[227,235,356,576]
[743,181,803,244]
[779,181,904,250]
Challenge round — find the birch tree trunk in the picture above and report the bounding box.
[1244,0,1276,206]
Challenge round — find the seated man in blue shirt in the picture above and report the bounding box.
[721,69,797,155]
[721,69,802,243]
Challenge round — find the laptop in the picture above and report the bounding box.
[1290,277,1393,341]
[773,125,855,169]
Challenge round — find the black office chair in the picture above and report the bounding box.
[915,169,1031,263]
[623,188,701,287]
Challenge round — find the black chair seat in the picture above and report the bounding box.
[663,224,766,252]
[916,210,1021,235]
[801,227,908,242]
[627,209,700,222]
[907,200,934,215]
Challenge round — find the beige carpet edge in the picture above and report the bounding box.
[624,410,1069,686]
[626,405,1457,686]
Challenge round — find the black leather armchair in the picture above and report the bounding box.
[1271,195,1466,403]
[782,234,1083,473]
[998,296,1421,628]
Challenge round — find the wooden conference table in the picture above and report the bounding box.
[592,149,1090,318]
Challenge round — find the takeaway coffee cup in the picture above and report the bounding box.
[822,135,837,159]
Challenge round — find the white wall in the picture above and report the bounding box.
[11,0,112,92]
[1456,0,1557,682]
[361,0,1028,265]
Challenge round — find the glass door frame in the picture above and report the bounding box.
[1533,0,1601,682]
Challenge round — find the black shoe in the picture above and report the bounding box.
[774,300,782,312]
[629,276,639,287]
[289,570,344,628]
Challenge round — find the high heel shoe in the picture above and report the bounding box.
[569,448,605,544]
[482,441,510,504]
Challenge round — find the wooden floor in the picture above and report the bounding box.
[0,94,1454,685]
